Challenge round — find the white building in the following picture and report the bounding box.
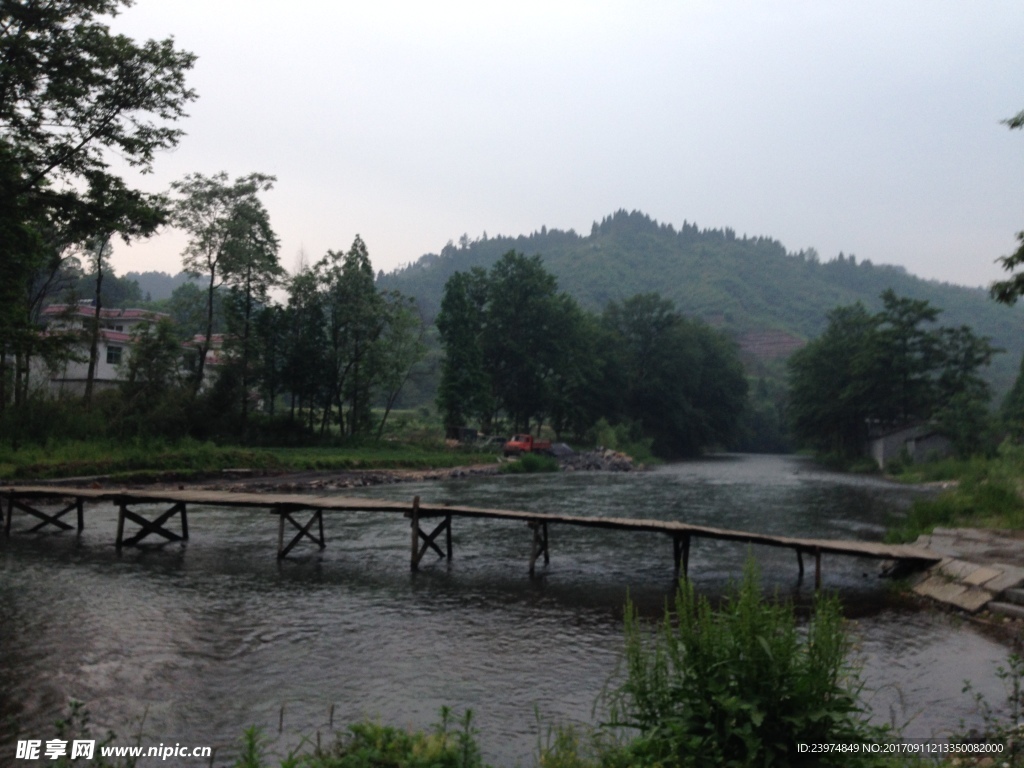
[39,303,170,395]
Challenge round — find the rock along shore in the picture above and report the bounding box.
[192,449,639,494]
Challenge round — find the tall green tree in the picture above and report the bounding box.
[546,303,607,441]
[219,196,282,426]
[72,175,166,403]
[314,236,386,437]
[435,261,747,455]
[282,266,327,430]
[990,110,1024,307]
[482,252,570,432]
[602,293,747,456]
[870,289,941,424]
[372,294,426,439]
[1002,352,1024,440]
[435,268,491,432]
[788,294,997,458]
[436,253,585,435]
[169,171,276,389]
[0,0,195,414]
[787,303,880,457]
[990,108,1024,440]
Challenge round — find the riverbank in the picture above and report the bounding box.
[884,443,1024,543]
[0,439,503,484]
[1,437,640,489]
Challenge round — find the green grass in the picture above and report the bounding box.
[0,437,499,482]
[885,441,1024,542]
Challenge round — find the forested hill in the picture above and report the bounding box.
[123,270,196,301]
[379,209,1024,395]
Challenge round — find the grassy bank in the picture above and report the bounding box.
[885,441,1024,543]
[0,438,500,483]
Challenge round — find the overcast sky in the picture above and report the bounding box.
[107,1,1023,289]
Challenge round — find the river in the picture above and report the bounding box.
[0,454,1015,765]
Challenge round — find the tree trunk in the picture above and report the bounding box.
[0,348,7,417]
[195,266,217,390]
[84,252,105,405]
[239,268,253,431]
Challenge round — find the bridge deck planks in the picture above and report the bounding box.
[2,484,939,565]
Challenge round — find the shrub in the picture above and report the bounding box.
[295,708,485,768]
[959,653,1024,766]
[604,560,889,767]
[886,440,1024,542]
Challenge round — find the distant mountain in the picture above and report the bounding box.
[378,209,1024,397]
[122,270,197,302]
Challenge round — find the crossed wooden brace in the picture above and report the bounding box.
[4,497,84,535]
[116,501,189,548]
[276,506,325,559]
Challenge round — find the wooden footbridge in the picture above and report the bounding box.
[1,485,941,586]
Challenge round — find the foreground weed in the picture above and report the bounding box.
[605,559,891,767]
[959,653,1024,767]
[294,707,487,768]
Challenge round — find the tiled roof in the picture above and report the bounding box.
[42,304,170,321]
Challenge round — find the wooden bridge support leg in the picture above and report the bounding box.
[796,549,805,581]
[276,507,325,559]
[409,496,420,570]
[673,534,692,580]
[528,520,549,575]
[2,494,10,537]
[413,517,452,569]
[117,502,189,548]
[116,504,126,549]
[407,496,453,571]
[6,497,82,534]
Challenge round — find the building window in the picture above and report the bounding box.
[106,346,122,365]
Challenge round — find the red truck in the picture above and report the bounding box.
[503,434,553,457]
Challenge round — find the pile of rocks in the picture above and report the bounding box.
[559,448,637,472]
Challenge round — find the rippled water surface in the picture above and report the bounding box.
[0,455,1014,764]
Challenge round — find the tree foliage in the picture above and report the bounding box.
[436,269,491,431]
[436,254,748,456]
[170,171,278,389]
[602,294,747,456]
[380,210,1024,410]
[437,252,593,436]
[787,292,998,458]
[0,0,195,414]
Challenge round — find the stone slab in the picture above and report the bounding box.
[913,575,967,602]
[913,575,993,613]
[984,564,1024,594]
[938,559,980,580]
[945,586,994,613]
[963,566,1003,587]
[920,538,962,558]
